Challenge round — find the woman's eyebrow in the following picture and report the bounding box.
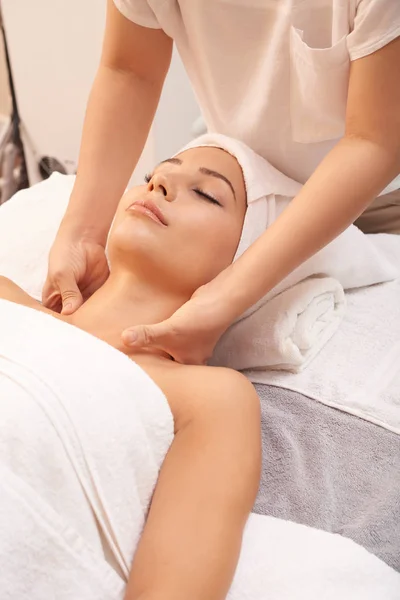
[160,158,182,166]
[199,167,236,199]
[158,157,236,199]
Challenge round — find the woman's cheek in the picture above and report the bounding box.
[180,208,238,257]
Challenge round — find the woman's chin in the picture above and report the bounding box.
[112,215,164,243]
[107,222,166,266]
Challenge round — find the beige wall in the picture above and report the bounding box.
[0,1,199,185]
[0,30,11,116]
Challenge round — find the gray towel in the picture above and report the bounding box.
[254,384,400,571]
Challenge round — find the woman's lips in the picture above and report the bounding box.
[127,199,168,226]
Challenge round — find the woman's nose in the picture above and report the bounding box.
[148,173,174,201]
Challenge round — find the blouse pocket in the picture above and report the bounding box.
[290,26,350,144]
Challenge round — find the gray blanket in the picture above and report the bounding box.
[254,384,400,572]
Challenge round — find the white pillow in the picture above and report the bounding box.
[0,173,74,300]
[0,173,397,303]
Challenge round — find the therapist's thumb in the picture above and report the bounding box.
[59,277,84,315]
[122,322,171,350]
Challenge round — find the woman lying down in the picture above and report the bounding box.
[0,137,262,600]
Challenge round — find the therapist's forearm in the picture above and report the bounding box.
[221,136,400,317]
[63,65,162,243]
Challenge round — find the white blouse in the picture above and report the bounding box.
[114,0,400,193]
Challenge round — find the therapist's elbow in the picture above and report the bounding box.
[342,130,400,173]
[344,111,400,164]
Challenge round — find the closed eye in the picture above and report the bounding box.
[194,188,222,207]
[145,173,222,206]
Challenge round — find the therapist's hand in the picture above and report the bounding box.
[122,283,233,365]
[42,220,109,314]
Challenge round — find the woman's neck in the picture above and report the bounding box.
[67,272,187,358]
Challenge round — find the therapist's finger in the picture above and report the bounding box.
[42,279,62,311]
[43,272,83,314]
[42,289,62,312]
[121,321,182,357]
[59,275,84,315]
[122,322,171,349]
[122,322,206,365]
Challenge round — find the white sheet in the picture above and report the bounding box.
[230,514,400,600]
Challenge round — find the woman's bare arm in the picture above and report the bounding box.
[212,36,400,318]
[43,0,172,313]
[64,0,173,244]
[125,366,261,600]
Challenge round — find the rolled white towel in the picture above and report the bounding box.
[212,276,345,373]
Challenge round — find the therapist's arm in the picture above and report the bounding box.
[219,36,400,317]
[65,0,172,242]
[43,0,172,312]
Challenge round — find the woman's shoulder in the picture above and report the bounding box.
[0,277,67,325]
[155,361,257,404]
[192,365,254,393]
[0,276,38,308]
